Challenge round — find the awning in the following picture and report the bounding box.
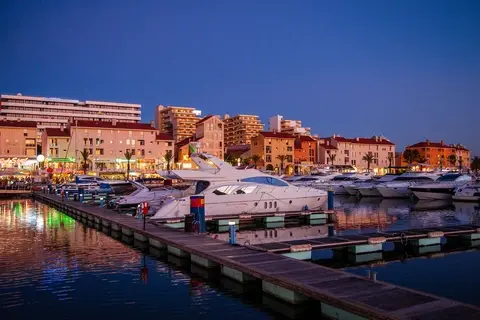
[46,157,76,163]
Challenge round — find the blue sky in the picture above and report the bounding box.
[1,0,478,155]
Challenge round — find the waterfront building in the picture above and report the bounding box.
[176,115,224,168]
[320,135,396,173]
[268,115,311,135]
[155,105,201,142]
[0,120,38,169]
[225,144,252,163]
[294,135,318,174]
[42,120,174,174]
[404,140,471,169]
[223,114,264,147]
[0,93,141,145]
[250,131,295,174]
[317,138,339,166]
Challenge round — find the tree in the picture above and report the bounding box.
[124,150,134,180]
[362,153,375,172]
[79,149,90,175]
[164,150,173,172]
[447,154,457,167]
[224,154,237,166]
[402,149,421,165]
[458,158,464,170]
[387,154,394,173]
[241,157,251,166]
[471,156,480,173]
[251,154,261,169]
[328,153,336,166]
[276,155,287,174]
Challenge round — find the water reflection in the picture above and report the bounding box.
[0,199,294,320]
[333,196,480,234]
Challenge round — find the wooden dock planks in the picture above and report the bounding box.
[34,192,480,320]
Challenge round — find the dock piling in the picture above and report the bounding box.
[229,221,236,245]
[327,189,334,210]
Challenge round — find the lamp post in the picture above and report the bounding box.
[36,154,45,170]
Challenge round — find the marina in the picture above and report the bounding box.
[30,191,480,319]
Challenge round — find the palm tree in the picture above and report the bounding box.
[224,154,237,166]
[251,154,261,169]
[328,153,336,166]
[79,148,90,175]
[124,150,134,180]
[402,149,421,165]
[164,150,173,172]
[362,153,375,172]
[241,157,251,166]
[458,158,464,170]
[447,154,457,167]
[387,154,394,173]
[276,155,287,174]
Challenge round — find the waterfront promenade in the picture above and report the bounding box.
[33,192,480,320]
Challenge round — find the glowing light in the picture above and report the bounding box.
[37,154,45,162]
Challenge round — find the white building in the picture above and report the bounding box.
[268,114,311,135]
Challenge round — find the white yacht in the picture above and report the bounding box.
[313,173,373,195]
[290,172,341,187]
[452,181,480,202]
[410,173,474,200]
[151,154,327,219]
[113,181,187,208]
[355,174,401,197]
[376,172,441,198]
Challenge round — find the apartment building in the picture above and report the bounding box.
[155,105,201,142]
[317,138,339,165]
[250,131,295,174]
[42,120,174,172]
[223,114,264,147]
[176,115,224,167]
[322,135,395,173]
[269,115,311,135]
[294,135,318,173]
[0,120,38,168]
[404,140,471,168]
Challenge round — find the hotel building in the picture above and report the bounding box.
[0,120,38,169]
[223,114,264,147]
[404,140,471,168]
[294,135,318,173]
[155,105,201,142]
[41,120,174,173]
[321,135,396,173]
[176,115,224,167]
[269,115,311,135]
[250,131,295,174]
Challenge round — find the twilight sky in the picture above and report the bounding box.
[1,0,479,155]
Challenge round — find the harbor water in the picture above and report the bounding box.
[1,196,480,318]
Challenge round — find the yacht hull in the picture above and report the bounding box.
[410,188,454,200]
[377,186,411,198]
[452,195,480,202]
[357,187,381,197]
[343,186,359,196]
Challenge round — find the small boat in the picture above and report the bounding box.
[313,173,373,195]
[376,172,441,198]
[452,182,480,202]
[356,174,400,197]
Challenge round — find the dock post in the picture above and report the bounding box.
[79,188,84,203]
[100,197,104,207]
[229,221,236,245]
[65,191,69,200]
[328,225,336,237]
[190,195,206,233]
[327,188,334,210]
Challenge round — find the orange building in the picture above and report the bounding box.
[250,131,295,174]
[404,139,471,169]
[294,135,317,173]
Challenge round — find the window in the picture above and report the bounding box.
[139,140,145,146]
[240,176,288,187]
[213,185,240,195]
[236,185,257,194]
[266,146,272,154]
[266,155,272,162]
[287,146,293,152]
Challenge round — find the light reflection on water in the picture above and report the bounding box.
[0,199,293,320]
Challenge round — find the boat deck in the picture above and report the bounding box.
[33,192,480,320]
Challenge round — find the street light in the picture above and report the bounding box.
[37,154,45,169]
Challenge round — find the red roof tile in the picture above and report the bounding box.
[408,141,469,151]
[332,136,395,145]
[259,131,295,139]
[298,135,316,142]
[156,133,174,141]
[319,144,338,150]
[0,120,37,128]
[226,144,251,152]
[176,136,197,148]
[196,115,216,124]
[45,127,70,137]
[74,120,155,130]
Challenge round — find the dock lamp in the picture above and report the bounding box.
[37,154,45,170]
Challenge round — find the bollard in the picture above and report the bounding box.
[137,204,142,219]
[229,221,236,245]
[328,225,336,237]
[190,195,206,233]
[327,188,334,210]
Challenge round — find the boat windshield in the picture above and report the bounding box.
[195,181,210,194]
[393,176,434,182]
[331,176,355,181]
[437,174,463,182]
[240,176,288,186]
[295,177,319,182]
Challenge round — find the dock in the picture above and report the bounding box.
[33,192,480,320]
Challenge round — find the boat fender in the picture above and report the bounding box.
[427,231,444,238]
[290,244,312,252]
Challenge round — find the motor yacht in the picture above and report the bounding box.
[452,181,480,202]
[355,174,401,197]
[113,181,187,209]
[313,173,374,195]
[410,173,475,200]
[290,172,341,187]
[151,153,327,219]
[376,172,442,198]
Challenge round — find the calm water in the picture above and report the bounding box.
[332,196,480,307]
[0,199,303,320]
